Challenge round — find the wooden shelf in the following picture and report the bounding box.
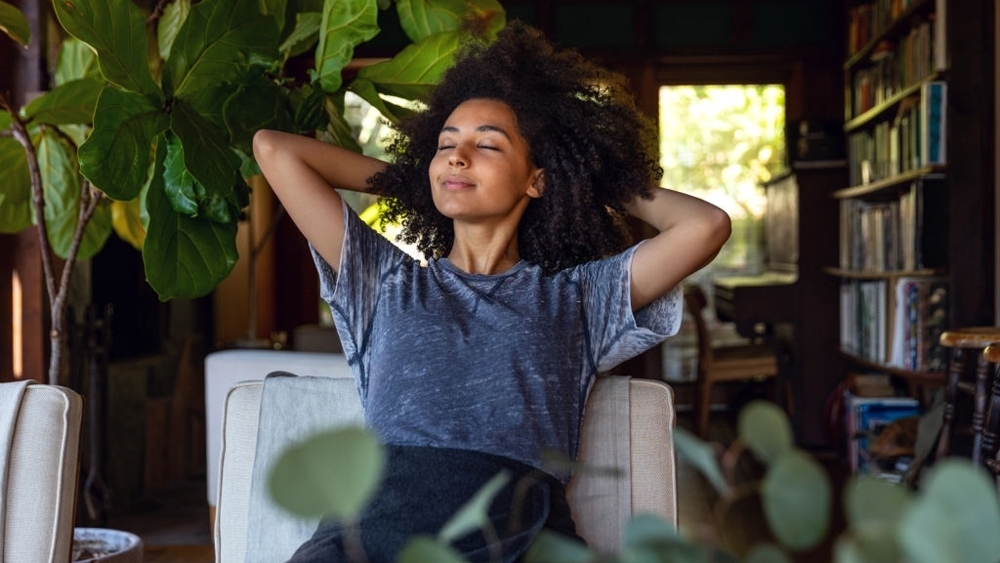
[844,72,945,132]
[825,267,945,279]
[839,349,946,385]
[843,0,938,71]
[832,165,946,199]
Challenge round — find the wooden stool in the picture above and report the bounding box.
[980,344,1000,474]
[935,327,1000,466]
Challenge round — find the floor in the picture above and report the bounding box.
[105,407,844,563]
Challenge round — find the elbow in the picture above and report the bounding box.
[252,129,279,163]
[705,205,733,252]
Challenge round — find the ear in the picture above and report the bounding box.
[527,169,544,199]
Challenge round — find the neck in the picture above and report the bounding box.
[447,223,521,275]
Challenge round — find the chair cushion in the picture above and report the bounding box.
[4,383,83,563]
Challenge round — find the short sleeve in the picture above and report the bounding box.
[309,201,411,395]
[571,244,684,373]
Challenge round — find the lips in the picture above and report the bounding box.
[441,175,475,190]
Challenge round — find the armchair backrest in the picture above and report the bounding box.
[214,375,676,561]
[1,381,84,563]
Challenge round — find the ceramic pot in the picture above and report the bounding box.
[72,528,143,563]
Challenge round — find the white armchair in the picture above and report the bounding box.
[213,374,677,561]
[0,381,84,563]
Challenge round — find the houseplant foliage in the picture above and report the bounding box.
[0,0,506,383]
[269,400,1000,563]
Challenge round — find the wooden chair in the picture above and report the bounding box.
[684,285,783,438]
[934,327,1000,466]
[978,343,1000,476]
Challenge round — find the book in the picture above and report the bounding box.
[920,81,946,166]
[844,391,920,478]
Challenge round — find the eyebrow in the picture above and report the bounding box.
[439,124,512,140]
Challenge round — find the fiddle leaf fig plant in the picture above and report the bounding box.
[0,0,505,383]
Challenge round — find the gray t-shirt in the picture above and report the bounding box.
[313,202,682,481]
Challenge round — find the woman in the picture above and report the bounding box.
[253,21,731,563]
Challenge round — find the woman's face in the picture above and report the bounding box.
[428,98,542,225]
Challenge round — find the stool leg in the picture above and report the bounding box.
[936,348,964,460]
[697,377,713,439]
[972,354,990,467]
[982,363,1000,472]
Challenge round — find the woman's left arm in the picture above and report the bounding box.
[625,187,732,311]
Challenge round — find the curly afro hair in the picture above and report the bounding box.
[370,21,663,273]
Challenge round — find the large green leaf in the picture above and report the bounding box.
[23,78,103,126]
[0,109,10,131]
[899,460,1000,563]
[0,0,30,46]
[268,426,385,520]
[162,134,201,217]
[157,0,190,61]
[38,131,112,259]
[396,0,504,42]
[143,138,239,299]
[314,0,378,93]
[290,83,328,133]
[54,38,100,86]
[164,0,279,105]
[51,0,159,94]
[347,77,419,125]
[222,74,294,154]
[259,0,288,32]
[79,86,169,200]
[358,30,463,100]
[323,91,363,152]
[760,451,831,551]
[169,100,247,223]
[279,11,320,58]
[738,400,793,466]
[0,136,32,233]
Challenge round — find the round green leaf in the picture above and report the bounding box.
[437,471,509,543]
[738,400,793,465]
[278,11,321,57]
[397,537,469,563]
[396,0,505,42]
[760,451,831,551]
[899,459,1000,563]
[523,530,593,563]
[673,426,730,496]
[843,475,911,528]
[222,75,294,154]
[622,513,678,549]
[744,543,792,563]
[0,0,30,46]
[268,426,385,521]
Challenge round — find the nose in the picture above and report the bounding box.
[448,148,467,168]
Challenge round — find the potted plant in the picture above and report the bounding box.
[0,0,506,558]
[268,401,1000,563]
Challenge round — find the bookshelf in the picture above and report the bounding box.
[834,0,949,383]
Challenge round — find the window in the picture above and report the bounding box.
[658,84,787,381]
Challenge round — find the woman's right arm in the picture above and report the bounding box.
[252,129,388,271]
